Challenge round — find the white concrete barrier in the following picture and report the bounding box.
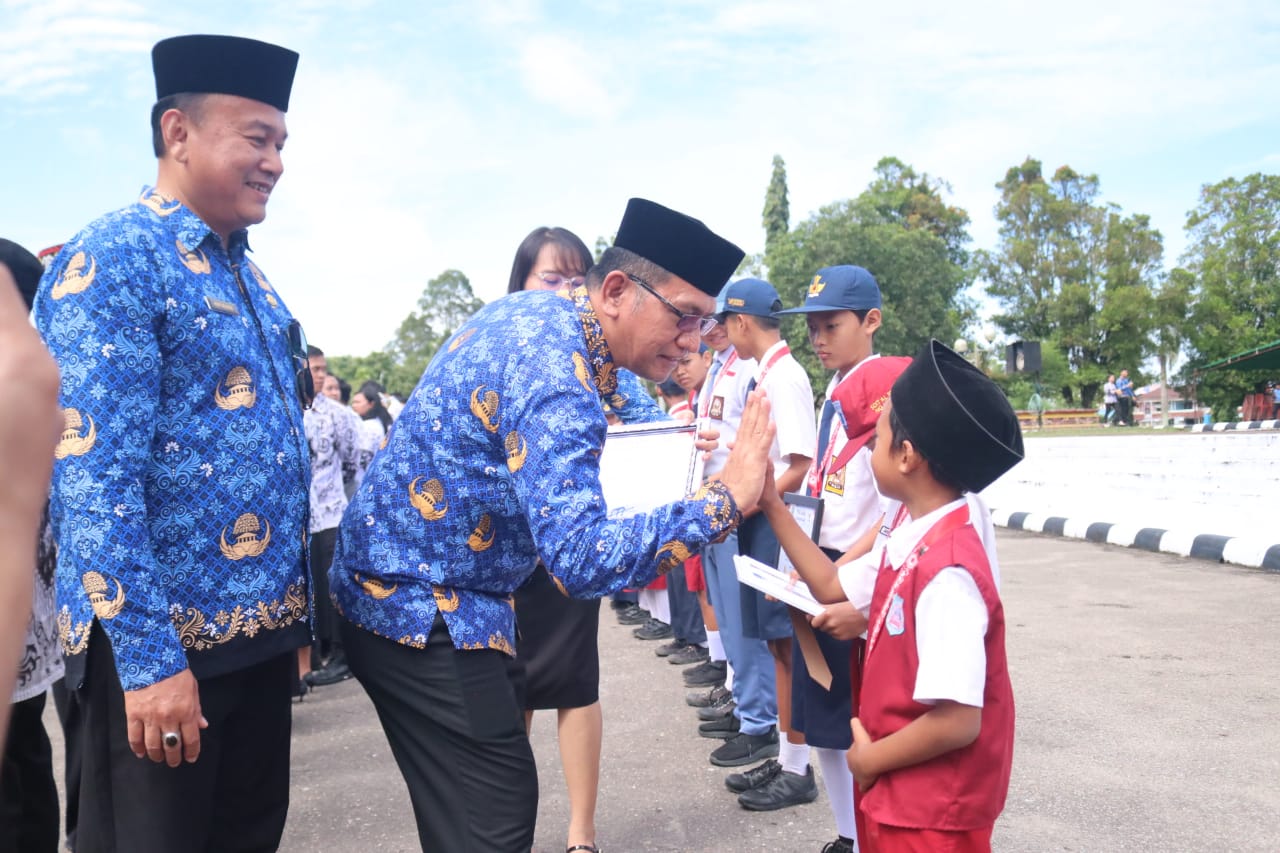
[981,431,1280,570]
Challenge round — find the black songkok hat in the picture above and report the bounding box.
[890,339,1024,493]
[613,198,745,298]
[153,35,299,112]
[0,239,44,311]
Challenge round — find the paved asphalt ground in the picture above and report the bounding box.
[44,530,1280,851]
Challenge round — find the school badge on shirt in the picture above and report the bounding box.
[709,396,724,420]
[886,594,906,636]
[823,466,845,496]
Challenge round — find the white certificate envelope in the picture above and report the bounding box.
[733,554,824,616]
[599,422,705,517]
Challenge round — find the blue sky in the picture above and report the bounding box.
[3,0,1278,356]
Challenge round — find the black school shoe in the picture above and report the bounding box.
[709,728,779,767]
[615,605,650,625]
[632,618,673,640]
[685,684,731,708]
[655,639,689,657]
[681,659,726,687]
[724,758,781,793]
[696,694,735,721]
[667,644,710,666]
[737,765,818,810]
[697,714,740,739]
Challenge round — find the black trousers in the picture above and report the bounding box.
[341,614,538,852]
[76,623,293,853]
[309,527,339,661]
[666,563,706,646]
[1,692,60,853]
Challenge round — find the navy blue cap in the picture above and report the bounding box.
[614,199,744,298]
[716,278,782,317]
[153,35,299,112]
[776,265,882,314]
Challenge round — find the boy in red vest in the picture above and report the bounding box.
[848,338,1022,853]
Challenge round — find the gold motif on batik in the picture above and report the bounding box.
[355,572,398,599]
[432,585,461,612]
[55,408,97,459]
[82,570,126,619]
[572,289,619,397]
[656,540,693,575]
[248,262,274,293]
[572,351,593,394]
[408,477,448,521]
[176,240,211,275]
[448,328,477,352]
[219,513,272,560]
[171,581,307,651]
[467,515,495,551]
[548,572,569,597]
[504,431,527,472]
[50,251,96,300]
[469,387,500,432]
[139,189,181,216]
[214,365,257,410]
[57,610,92,655]
[693,482,737,528]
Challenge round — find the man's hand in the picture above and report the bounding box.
[716,389,775,516]
[124,668,208,766]
[848,717,879,791]
[810,601,867,640]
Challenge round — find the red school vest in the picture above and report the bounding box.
[860,522,1015,831]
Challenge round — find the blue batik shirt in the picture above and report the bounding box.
[330,287,739,653]
[35,187,311,691]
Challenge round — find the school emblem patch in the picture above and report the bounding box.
[886,594,906,636]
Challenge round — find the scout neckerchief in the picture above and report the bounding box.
[699,349,739,419]
[866,503,970,656]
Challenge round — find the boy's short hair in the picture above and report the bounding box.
[890,339,1023,493]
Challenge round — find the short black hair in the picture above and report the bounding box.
[745,313,781,332]
[888,405,967,494]
[586,246,672,293]
[0,239,43,310]
[336,376,351,404]
[150,92,209,157]
[307,344,324,358]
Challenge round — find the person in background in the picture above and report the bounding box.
[0,239,63,853]
[1115,369,1135,426]
[299,346,366,691]
[659,377,693,422]
[503,225,610,853]
[1271,381,1279,420]
[1102,374,1117,426]
[321,373,342,403]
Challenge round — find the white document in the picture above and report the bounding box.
[599,422,705,517]
[733,554,824,616]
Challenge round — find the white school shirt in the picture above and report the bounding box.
[701,345,757,478]
[811,357,885,551]
[837,493,1000,708]
[753,340,816,476]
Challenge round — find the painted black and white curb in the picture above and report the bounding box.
[990,509,1280,572]
[1187,419,1278,432]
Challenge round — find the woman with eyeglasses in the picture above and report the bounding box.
[506,226,607,853]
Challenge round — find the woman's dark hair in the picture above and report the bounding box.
[506,227,593,294]
[336,376,351,405]
[356,380,393,432]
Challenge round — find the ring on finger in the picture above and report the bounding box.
[162,731,181,749]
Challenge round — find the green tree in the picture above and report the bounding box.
[1182,173,1280,418]
[979,158,1161,407]
[382,269,484,395]
[765,157,974,389]
[762,154,790,254]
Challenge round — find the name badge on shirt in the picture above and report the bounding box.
[204,296,240,316]
[886,594,905,636]
[709,396,724,420]
[824,466,846,496]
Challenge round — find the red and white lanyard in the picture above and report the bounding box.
[698,349,739,419]
[752,343,791,389]
[866,504,970,655]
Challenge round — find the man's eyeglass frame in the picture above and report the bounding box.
[626,273,719,335]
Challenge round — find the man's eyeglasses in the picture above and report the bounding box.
[285,320,315,410]
[536,272,586,289]
[627,274,719,335]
